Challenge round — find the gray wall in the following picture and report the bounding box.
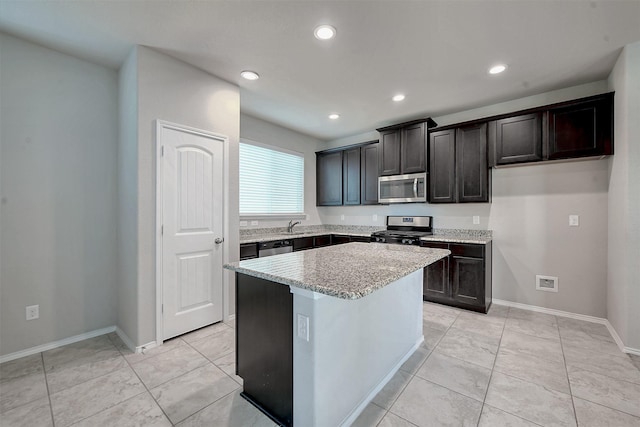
[319,81,611,318]
[117,47,139,346]
[239,113,325,228]
[607,41,640,350]
[0,34,118,356]
[134,46,240,345]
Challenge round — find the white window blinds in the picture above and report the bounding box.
[239,141,304,215]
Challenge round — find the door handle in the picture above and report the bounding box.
[215,237,224,244]
[413,178,418,198]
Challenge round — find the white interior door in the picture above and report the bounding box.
[160,124,224,340]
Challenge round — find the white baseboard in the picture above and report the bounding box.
[0,326,116,364]
[493,299,640,356]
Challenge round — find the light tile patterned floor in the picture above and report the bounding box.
[1,303,639,426]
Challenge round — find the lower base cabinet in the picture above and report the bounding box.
[421,241,492,313]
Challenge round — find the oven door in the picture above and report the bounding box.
[378,173,427,203]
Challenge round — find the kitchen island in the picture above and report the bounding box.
[224,242,450,427]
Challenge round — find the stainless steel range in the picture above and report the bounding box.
[371,216,433,245]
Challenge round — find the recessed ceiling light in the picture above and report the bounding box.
[489,64,507,75]
[314,25,336,40]
[240,70,260,80]
[328,113,340,120]
[392,94,406,102]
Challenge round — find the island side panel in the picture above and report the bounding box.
[293,269,424,427]
[235,273,293,427]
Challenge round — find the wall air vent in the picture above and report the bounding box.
[536,275,558,292]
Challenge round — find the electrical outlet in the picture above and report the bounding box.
[569,215,579,226]
[373,214,378,222]
[26,305,39,320]
[473,216,480,225]
[297,314,309,341]
[340,214,345,221]
[239,220,248,226]
[250,220,259,226]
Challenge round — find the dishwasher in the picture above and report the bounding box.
[258,240,293,257]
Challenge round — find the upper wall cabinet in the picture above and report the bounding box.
[316,150,343,206]
[489,113,543,166]
[488,92,613,167]
[547,93,613,160]
[360,143,380,205]
[343,147,361,205]
[377,118,436,176]
[316,142,379,206]
[429,124,490,204]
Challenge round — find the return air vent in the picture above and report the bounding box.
[536,275,558,292]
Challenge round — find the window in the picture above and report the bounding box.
[239,140,304,217]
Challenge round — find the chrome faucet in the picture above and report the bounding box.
[287,220,301,233]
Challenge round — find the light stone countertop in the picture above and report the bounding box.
[420,236,492,245]
[225,242,450,300]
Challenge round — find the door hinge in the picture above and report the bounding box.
[161,225,164,235]
[161,304,164,313]
[161,146,165,156]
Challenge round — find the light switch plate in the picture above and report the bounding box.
[473,216,480,225]
[373,214,378,222]
[239,220,248,227]
[250,220,259,226]
[340,214,345,221]
[569,215,579,226]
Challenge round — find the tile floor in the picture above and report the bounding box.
[1,303,639,426]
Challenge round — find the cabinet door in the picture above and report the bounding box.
[450,255,485,308]
[293,237,314,251]
[456,124,489,203]
[423,255,450,302]
[240,243,258,260]
[429,129,456,203]
[491,113,543,165]
[343,147,361,205]
[361,143,379,205]
[331,235,351,245]
[313,235,332,247]
[548,95,613,159]
[316,151,343,206]
[378,129,401,176]
[401,122,426,174]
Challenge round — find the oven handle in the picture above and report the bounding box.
[413,178,418,198]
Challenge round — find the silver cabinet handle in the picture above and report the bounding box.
[413,178,418,198]
[215,237,224,244]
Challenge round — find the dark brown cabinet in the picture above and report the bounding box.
[429,124,490,203]
[487,92,613,167]
[378,130,401,175]
[343,147,361,205]
[429,129,456,203]
[378,120,432,176]
[360,143,379,205]
[421,241,492,313]
[457,124,489,203]
[316,151,343,206]
[548,94,613,159]
[489,113,543,166]
[316,141,379,206]
[240,243,258,260]
[236,273,293,426]
[293,237,314,251]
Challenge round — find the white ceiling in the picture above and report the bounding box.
[1,1,639,141]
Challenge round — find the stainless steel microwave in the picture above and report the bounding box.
[378,172,427,204]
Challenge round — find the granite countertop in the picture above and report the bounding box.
[225,242,450,300]
[240,227,492,245]
[239,225,382,244]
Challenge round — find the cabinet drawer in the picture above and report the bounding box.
[293,237,314,251]
[449,243,484,258]
[240,243,258,260]
[420,241,450,250]
[314,235,332,247]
